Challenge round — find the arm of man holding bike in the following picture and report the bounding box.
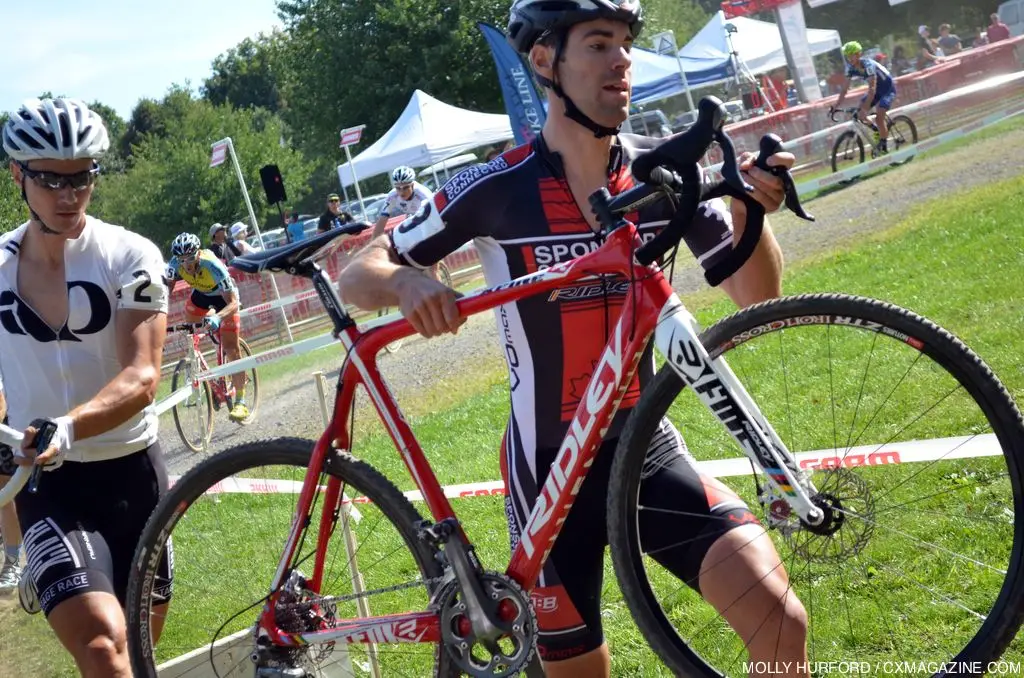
[340,143,794,338]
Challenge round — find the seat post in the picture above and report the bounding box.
[309,263,355,334]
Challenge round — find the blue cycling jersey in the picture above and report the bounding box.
[845,57,894,90]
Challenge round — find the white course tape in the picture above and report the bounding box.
[155,385,196,416]
[795,103,1024,194]
[168,433,999,502]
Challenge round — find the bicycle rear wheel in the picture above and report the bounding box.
[126,438,455,678]
[830,130,864,175]
[232,338,260,425]
[170,358,213,453]
[609,294,1024,677]
[888,114,919,165]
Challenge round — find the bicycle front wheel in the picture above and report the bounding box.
[609,294,1024,677]
[126,438,454,678]
[171,358,213,453]
[831,130,864,174]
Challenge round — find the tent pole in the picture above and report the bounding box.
[344,144,367,222]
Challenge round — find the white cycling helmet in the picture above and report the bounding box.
[230,222,248,238]
[391,166,416,186]
[2,98,110,162]
[171,232,201,258]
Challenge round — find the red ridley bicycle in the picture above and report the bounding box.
[127,97,1024,678]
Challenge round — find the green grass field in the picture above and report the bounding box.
[5,173,1024,677]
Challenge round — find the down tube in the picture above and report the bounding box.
[505,282,666,589]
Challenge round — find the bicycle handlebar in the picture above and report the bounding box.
[0,419,58,507]
[829,106,861,123]
[590,96,814,284]
[167,322,207,333]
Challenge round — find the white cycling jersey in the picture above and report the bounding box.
[380,181,434,219]
[0,217,168,462]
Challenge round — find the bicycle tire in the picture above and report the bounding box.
[831,130,864,174]
[170,358,213,453]
[232,337,261,425]
[888,114,918,165]
[126,437,456,678]
[608,294,1024,677]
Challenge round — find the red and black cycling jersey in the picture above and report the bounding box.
[390,133,736,454]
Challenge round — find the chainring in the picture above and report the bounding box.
[436,572,538,678]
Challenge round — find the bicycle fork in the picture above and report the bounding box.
[654,296,825,527]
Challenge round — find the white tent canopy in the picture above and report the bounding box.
[632,11,843,104]
[683,12,842,77]
[337,90,513,188]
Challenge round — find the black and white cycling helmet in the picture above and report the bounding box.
[171,232,202,258]
[2,98,110,162]
[391,166,416,186]
[507,0,644,55]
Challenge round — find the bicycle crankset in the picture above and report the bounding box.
[437,572,538,678]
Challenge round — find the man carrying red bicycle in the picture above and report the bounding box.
[340,1,809,676]
[165,232,250,422]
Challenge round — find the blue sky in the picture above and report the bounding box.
[1,0,282,120]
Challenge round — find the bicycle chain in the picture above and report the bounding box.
[279,575,448,610]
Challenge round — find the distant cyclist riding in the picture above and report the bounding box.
[370,166,434,241]
[833,41,896,153]
[165,232,250,422]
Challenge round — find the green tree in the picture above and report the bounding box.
[275,0,507,170]
[85,101,129,173]
[641,0,711,51]
[202,32,287,113]
[0,172,29,234]
[91,93,314,251]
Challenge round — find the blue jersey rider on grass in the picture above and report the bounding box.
[833,41,896,154]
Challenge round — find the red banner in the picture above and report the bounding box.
[721,0,795,19]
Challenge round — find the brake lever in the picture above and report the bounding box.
[716,129,753,195]
[753,134,814,222]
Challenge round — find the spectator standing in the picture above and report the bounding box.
[917,26,943,69]
[937,24,962,55]
[987,13,1011,43]
[208,222,233,262]
[317,193,354,233]
[286,211,305,243]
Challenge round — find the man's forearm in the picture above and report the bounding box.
[339,236,420,310]
[68,364,160,441]
[721,210,784,308]
[371,216,389,242]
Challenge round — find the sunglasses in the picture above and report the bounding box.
[19,164,100,192]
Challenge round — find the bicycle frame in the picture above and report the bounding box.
[253,222,823,648]
[173,326,230,404]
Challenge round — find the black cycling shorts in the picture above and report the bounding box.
[16,442,174,616]
[502,419,757,662]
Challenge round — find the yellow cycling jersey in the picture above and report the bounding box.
[166,249,236,296]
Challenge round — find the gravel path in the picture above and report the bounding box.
[159,127,1024,475]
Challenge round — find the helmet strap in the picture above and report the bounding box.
[19,173,61,236]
